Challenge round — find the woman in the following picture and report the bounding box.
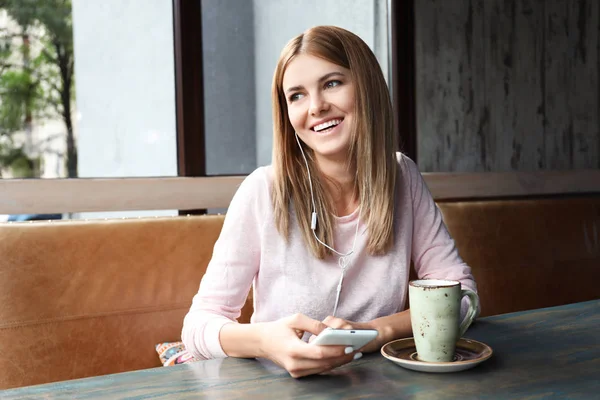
[182,25,477,378]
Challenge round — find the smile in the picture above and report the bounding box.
[311,118,343,133]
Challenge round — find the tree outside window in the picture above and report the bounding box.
[0,0,76,178]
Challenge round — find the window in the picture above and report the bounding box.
[1,0,395,220]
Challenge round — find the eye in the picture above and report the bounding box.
[288,92,303,102]
[325,80,342,89]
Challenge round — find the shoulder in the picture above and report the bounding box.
[241,165,273,187]
[233,165,274,203]
[395,152,420,182]
[394,152,431,206]
[225,165,275,224]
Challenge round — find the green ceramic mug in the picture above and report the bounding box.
[409,279,479,362]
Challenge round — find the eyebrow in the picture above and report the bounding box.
[284,71,346,95]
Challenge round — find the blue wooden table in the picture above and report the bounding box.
[2,300,599,399]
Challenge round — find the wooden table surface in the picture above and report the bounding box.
[2,300,599,399]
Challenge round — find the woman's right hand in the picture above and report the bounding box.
[257,313,357,378]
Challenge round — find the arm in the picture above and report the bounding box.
[404,156,479,317]
[181,169,265,359]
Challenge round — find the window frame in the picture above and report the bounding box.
[173,0,206,214]
[391,0,417,162]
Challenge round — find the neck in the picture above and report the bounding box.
[316,155,358,217]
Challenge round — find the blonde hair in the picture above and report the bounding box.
[271,25,398,259]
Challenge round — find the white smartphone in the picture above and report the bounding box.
[311,328,378,349]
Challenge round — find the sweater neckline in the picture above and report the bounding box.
[334,205,360,224]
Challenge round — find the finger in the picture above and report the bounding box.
[292,342,353,361]
[322,316,353,330]
[290,366,331,378]
[285,357,335,378]
[301,361,348,377]
[288,313,329,336]
[288,353,354,378]
[306,353,355,376]
[327,352,358,371]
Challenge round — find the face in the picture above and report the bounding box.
[282,54,355,164]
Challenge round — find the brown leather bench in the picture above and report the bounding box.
[0,215,252,389]
[438,194,600,317]
[1,194,599,389]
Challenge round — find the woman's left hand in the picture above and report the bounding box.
[314,316,386,354]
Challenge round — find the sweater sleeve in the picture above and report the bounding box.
[403,156,480,318]
[181,168,267,359]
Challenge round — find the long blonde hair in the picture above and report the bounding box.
[271,26,398,259]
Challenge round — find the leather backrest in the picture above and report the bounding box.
[0,215,253,389]
[437,195,600,317]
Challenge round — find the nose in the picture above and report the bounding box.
[309,92,329,116]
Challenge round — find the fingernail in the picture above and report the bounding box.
[344,346,354,354]
[353,352,363,361]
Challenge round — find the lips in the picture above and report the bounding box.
[311,118,344,132]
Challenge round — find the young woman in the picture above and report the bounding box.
[182,25,478,378]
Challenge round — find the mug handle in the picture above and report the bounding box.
[458,289,479,338]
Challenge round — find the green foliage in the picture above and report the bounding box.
[0,137,37,178]
[0,0,76,177]
[0,1,73,45]
[0,70,44,132]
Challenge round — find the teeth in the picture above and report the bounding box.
[314,119,342,132]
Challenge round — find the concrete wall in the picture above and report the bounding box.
[415,0,599,172]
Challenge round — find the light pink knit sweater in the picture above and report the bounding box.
[182,154,477,359]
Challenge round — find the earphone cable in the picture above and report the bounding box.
[295,132,360,258]
[294,132,361,317]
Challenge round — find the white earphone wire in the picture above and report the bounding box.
[294,132,360,257]
[294,132,361,317]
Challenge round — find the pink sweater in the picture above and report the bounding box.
[182,154,477,359]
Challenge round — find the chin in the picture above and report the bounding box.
[319,137,351,155]
[314,146,350,161]
[300,130,351,160]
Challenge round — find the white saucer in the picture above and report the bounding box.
[380,337,493,373]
